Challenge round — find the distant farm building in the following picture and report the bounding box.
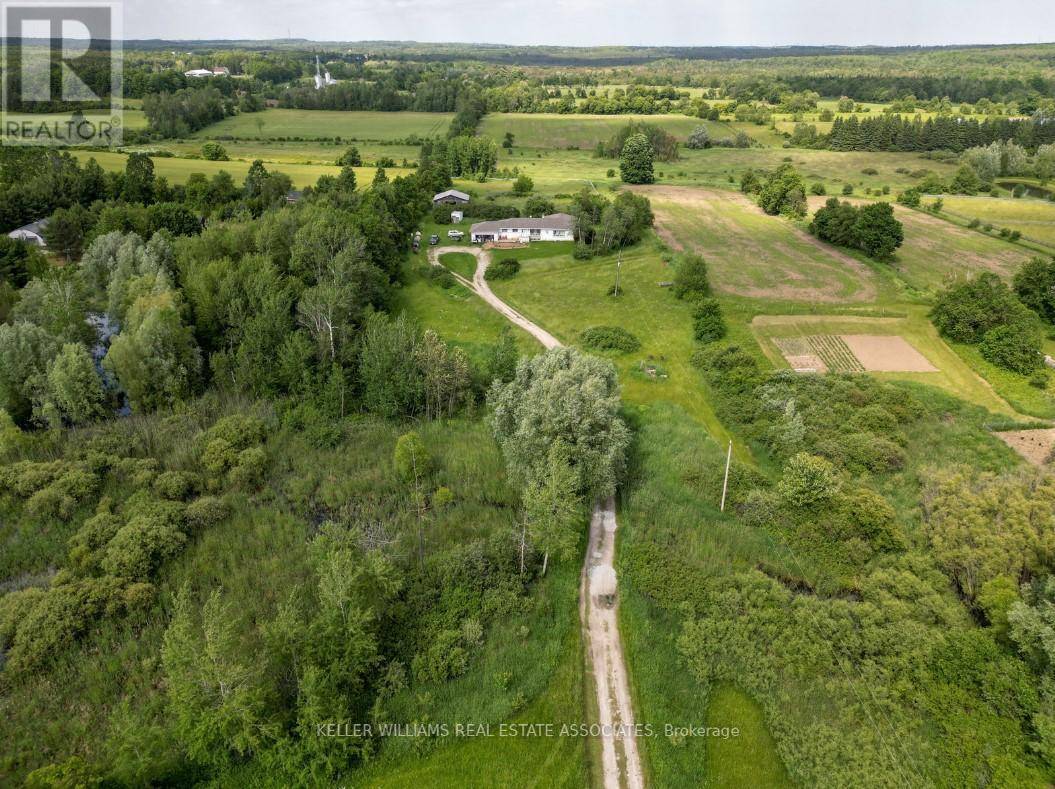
[451,210,464,223]
[471,213,575,244]
[184,68,215,78]
[8,219,48,247]
[433,189,470,205]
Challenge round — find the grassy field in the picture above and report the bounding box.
[888,205,1036,292]
[641,186,877,303]
[126,139,422,168]
[479,143,959,198]
[800,196,1036,294]
[70,150,411,189]
[194,109,453,141]
[938,195,1055,251]
[479,113,726,149]
[485,237,740,453]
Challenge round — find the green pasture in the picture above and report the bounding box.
[126,139,422,168]
[938,195,1055,251]
[193,109,454,140]
[70,150,411,189]
[642,187,878,303]
[479,113,727,150]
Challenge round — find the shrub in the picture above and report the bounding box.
[395,431,432,482]
[838,487,902,552]
[184,495,230,530]
[202,438,237,475]
[842,183,854,195]
[203,414,265,450]
[153,470,198,500]
[692,299,727,343]
[229,447,267,489]
[433,486,454,510]
[484,258,521,281]
[511,174,534,195]
[778,453,839,507]
[861,167,878,175]
[810,182,826,195]
[25,485,76,520]
[201,142,229,161]
[412,629,469,684]
[103,514,187,580]
[579,326,641,353]
[980,324,1043,374]
[671,253,711,300]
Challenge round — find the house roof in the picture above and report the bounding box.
[470,213,575,236]
[9,218,49,236]
[433,189,470,202]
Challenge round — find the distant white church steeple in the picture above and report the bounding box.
[314,56,337,90]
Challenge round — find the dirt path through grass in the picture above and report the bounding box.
[430,245,645,789]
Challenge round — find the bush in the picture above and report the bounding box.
[980,324,1043,374]
[229,447,267,489]
[153,470,198,500]
[25,485,76,520]
[810,182,826,195]
[185,496,230,531]
[103,513,187,580]
[203,414,265,450]
[692,299,727,343]
[778,453,839,507]
[671,253,711,300]
[395,431,432,482]
[842,183,854,195]
[412,629,469,684]
[579,326,641,353]
[201,142,229,161]
[484,258,521,281]
[202,438,237,475]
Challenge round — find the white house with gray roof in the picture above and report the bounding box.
[471,213,575,244]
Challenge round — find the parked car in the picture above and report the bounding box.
[447,230,464,240]
[429,234,440,245]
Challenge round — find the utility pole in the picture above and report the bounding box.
[614,250,622,297]
[720,440,733,513]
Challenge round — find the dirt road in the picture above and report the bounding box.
[429,246,644,789]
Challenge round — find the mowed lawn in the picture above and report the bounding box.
[193,109,453,140]
[70,150,411,189]
[639,186,877,303]
[938,195,1055,251]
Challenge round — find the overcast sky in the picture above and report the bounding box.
[121,0,1055,47]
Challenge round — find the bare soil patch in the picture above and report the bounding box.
[840,335,937,372]
[997,429,1055,466]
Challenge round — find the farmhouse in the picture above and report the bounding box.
[184,68,215,78]
[471,213,575,244]
[433,189,470,205]
[8,219,49,247]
